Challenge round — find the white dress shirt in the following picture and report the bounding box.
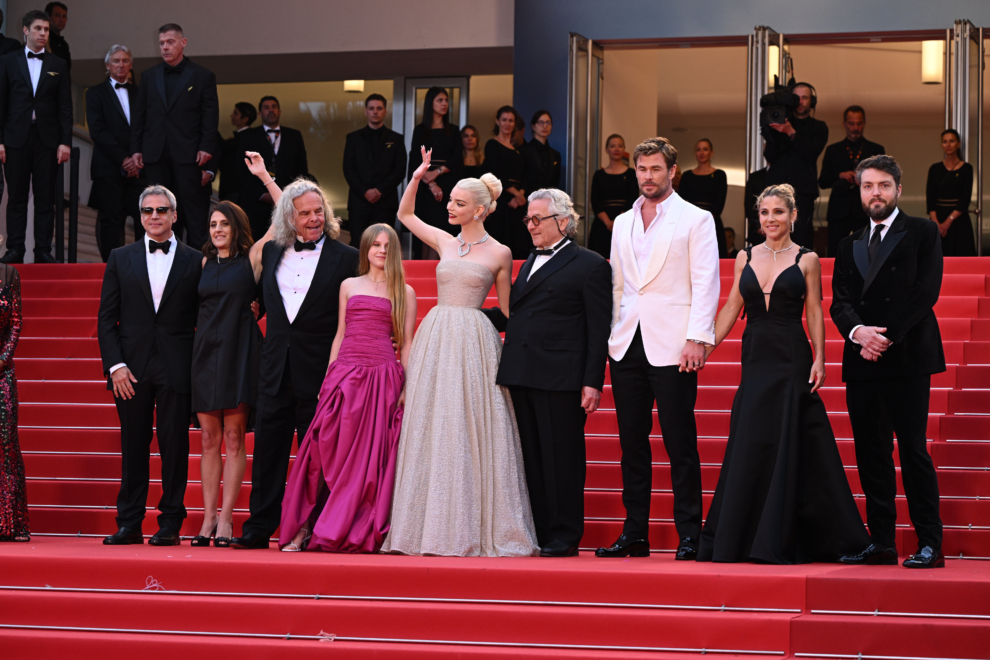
[527,236,569,280]
[110,77,131,124]
[276,235,324,323]
[849,208,899,343]
[631,194,674,275]
[264,124,282,154]
[25,46,43,119]
[109,233,178,375]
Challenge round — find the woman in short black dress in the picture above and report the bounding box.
[678,139,728,259]
[926,129,976,257]
[589,134,639,259]
[407,87,462,258]
[461,125,488,179]
[485,106,529,259]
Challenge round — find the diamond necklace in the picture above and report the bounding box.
[761,241,796,262]
[457,232,490,257]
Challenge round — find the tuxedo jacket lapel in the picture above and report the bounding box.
[264,245,291,324]
[619,216,642,288]
[511,256,535,303]
[515,244,578,304]
[641,196,683,288]
[158,243,192,311]
[167,65,196,111]
[862,215,907,294]
[295,240,343,322]
[852,229,870,281]
[16,52,31,92]
[38,53,53,94]
[155,65,167,108]
[127,242,155,312]
[107,82,128,124]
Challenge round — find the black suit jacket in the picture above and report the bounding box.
[49,33,71,70]
[97,239,203,393]
[521,138,562,195]
[762,115,828,197]
[485,242,612,391]
[343,125,406,211]
[238,125,310,209]
[86,79,138,179]
[259,238,358,400]
[819,138,885,224]
[131,58,218,164]
[830,211,946,382]
[0,49,72,148]
[0,37,21,58]
[218,129,248,201]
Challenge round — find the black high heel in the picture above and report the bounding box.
[214,519,233,548]
[190,523,217,547]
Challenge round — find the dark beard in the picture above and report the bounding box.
[864,197,897,220]
[640,178,670,199]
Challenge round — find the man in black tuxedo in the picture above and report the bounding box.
[342,93,405,248]
[231,180,358,549]
[44,3,69,70]
[87,44,145,261]
[217,102,256,203]
[131,23,218,253]
[0,10,72,264]
[831,154,945,569]
[761,82,828,249]
[820,106,885,257]
[485,189,611,557]
[97,185,203,546]
[238,95,310,240]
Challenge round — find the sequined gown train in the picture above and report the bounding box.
[0,265,26,541]
[382,260,539,556]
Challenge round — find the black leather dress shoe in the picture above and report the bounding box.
[33,251,57,264]
[902,546,945,568]
[540,540,580,557]
[839,543,899,565]
[148,528,181,546]
[103,527,144,545]
[230,532,271,549]
[675,537,698,561]
[595,534,650,558]
[0,251,23,265]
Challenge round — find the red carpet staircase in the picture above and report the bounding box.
[1,258,988,657]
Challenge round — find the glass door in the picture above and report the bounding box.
[949,21,984,254]
[402,77,469,161]
[567,34,603,246]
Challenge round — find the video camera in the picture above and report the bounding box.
[759,77,800,128]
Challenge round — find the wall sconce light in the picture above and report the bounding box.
[921,41,943,84]
[344,80,365,93]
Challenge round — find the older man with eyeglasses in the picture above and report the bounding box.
[484,188,612,557]
[97,185,203,546]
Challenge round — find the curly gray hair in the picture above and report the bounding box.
[271,178,341,247]
[527,188,579,237]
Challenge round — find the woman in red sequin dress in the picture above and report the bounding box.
[0,262,27,542]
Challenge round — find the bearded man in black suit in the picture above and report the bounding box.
[831,154,945,569]
[131,23,218,252]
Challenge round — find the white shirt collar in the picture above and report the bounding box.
[632,192,675,224]
[265,124,281,132]
[544,236,569,252]
[25,45,44,56]
[109,76,128,87]
[236,126,249,132]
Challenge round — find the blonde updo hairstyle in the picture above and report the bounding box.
[455,173,503,220]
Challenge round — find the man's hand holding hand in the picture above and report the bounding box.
[679,341,707,373]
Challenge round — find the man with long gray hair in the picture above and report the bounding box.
[485,187,612,557]
[232,178,359,549]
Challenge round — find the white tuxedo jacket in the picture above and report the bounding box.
[608,192,720,366]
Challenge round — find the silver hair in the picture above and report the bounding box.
[271,178,341,247]
[104,44,132,66]
[527,188,579,237]
[139,184,177,211]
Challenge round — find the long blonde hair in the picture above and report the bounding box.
[358,224,407,350]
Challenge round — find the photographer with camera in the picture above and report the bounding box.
[760,82,828,249]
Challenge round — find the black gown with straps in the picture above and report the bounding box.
[698,247,869,564]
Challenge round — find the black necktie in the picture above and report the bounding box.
[267,129,280,145]
[149,239,170,254]
[27,51,44,60]
[294,239,316,252]
[115,82,128,89]
[868,224,884,263]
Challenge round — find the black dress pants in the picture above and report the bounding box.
[93,175,145,262]
[5,125,57,257]
[242,358,318,538]
[792,193,817,250]
[144,148,210,251]
[846,374,943,551]
[113,348,191,531]
[609,327,702,545]
[509,386,587,548]
[347,202,398,249]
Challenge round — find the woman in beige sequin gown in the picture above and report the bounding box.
[382,147,539,557]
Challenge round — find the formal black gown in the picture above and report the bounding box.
[461,161,488,180]
[926,161,976,257]
[484,139,529,259]
[589,167,639,259]
[678,170,728,259]
[191,254,263,412]
[408,125,462,257]
[698,247,870,564]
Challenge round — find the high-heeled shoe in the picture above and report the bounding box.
[190,523,217,547]
[281,527,312,552]
[214,520,233,548]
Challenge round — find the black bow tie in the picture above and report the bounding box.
[114,82,128,89]
[149,239,171,254]
[267,128,280,133]
[27,51,44,60]
[531,239,569,257]
[294,239,317,252]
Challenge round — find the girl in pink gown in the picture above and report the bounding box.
[279,224,417,552]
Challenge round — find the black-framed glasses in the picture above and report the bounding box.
[140,206,172,216]
[522,214,560,227]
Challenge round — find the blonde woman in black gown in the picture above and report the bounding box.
[698,184,869,563]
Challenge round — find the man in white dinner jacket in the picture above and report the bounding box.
[595,137,720,561]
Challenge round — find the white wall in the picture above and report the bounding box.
[601,49,659,166]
